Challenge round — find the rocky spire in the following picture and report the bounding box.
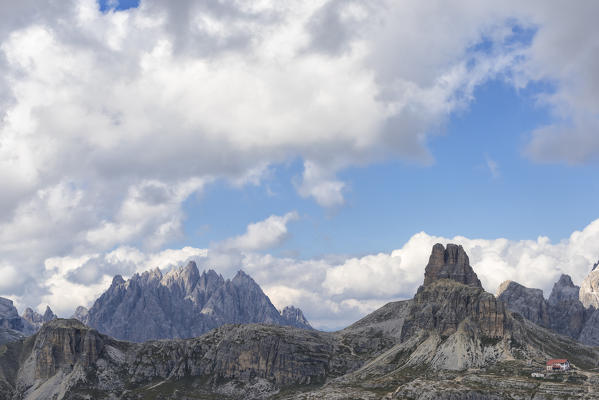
[548,274,580,305]
[22,306,57,330]
[423,243,482,288]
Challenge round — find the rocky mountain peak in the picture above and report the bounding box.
[111,274,125,287]
[496,280,550,327]
[72,306,89,324]
[280,306,312,329]
[232,269,254,285]
[0,297,19,320]
[22,305,57,330]
[423,243,482,288]
[548,274,580,305]
[593,259,599,271]
[81,266,312,342]
[43,306,57,321]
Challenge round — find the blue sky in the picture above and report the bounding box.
[176,78,598,259]
[1,0,599,329]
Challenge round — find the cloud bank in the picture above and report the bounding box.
[0,1,598,320]
[29,213,599,331]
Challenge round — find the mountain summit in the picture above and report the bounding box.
[423,243,482,288]
[76,262,312,342]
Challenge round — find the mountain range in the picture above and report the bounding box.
[497,265,599,345]
[1,262,311,344]
[72,262,312,341]
[2,243,599,399]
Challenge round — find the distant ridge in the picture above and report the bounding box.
[73,262,312,342]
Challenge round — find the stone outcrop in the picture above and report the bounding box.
[496,281,550,328]
[280,306,312,329]
[22,306,57,331]
[547,274,588,339]
[423,243,482,288]
[30,319,103,380]
[0,327,24,345]
[71,306,89,324]
[0,298,23,332]
[0,297,37,335]
[82,262,312,342]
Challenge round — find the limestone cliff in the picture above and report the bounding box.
[423,243,482,288]
[496,280,550,328]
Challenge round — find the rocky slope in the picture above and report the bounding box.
[77,262,312,342]
[2,243,599,399]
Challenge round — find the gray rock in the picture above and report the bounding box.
[280,306,312,329]
[0,327,24,345]
[82,262,312,342]
[71,306,89,324]
[0,297,36,334]
[547,274,587,339]
[497,280,550,328]
[423,243,482,288]
[22,306,57,330]
[578,308,599,345]
[580,261,599,308]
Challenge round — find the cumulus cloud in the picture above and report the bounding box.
[19,210,599,330]
[40,246,208,314]
[220,211,299,252]
[1,0,599,319]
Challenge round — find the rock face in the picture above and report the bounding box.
[0,298,22,331]
[71,306,89,324]
[0,328,24,345]
[2,244,599,399]
[280,305,312,328]
[82,262,312,342]
[0,297,37,335]
[22,306,57,330]
[547,274,588,339]
[423,243,482,288]
[496,281,550,328]
[580,261,599,308]
[498,272,599,345]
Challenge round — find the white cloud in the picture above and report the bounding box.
[296,161,346,208]
[220,211,299,252]
[0,0,598,320]
[39,245,209,315]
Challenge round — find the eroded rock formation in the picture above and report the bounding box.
[423,243,482,288]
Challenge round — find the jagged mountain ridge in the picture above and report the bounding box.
[75,261,312,342]
[497,272,599,345]
[0,298,56,337]
[2,243,599,399]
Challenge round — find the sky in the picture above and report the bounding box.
[0,0,598,330]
